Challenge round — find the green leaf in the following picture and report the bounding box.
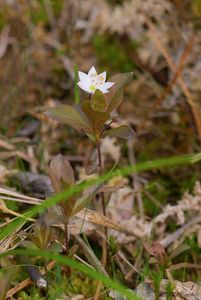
[105,72,133,112]
[31,217,51,250]
[0,249,141,300]
[44,104,92,133]
[0,269,16,300]
[82,101,110,137]
[103,125,135,139]
[91,90,107,112]
[1,152,201,243]
[78,237,108,275]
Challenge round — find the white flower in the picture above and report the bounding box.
[77,66,114,94]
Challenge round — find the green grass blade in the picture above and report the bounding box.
[0,248,141,300]
[0,152,200,242]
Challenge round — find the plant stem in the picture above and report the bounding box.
[97,140,106,216]
[94,138,108,300]
[94,139,108,300]
[64,219,69,256]
[63,219,71,277]
[99,120,113,138]
[96,139,107,266]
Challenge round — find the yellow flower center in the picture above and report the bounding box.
[90,85,97,91]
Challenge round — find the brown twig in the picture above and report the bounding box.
[155,33,195,107]
[93,282,103,300]
[121,35,168,86]
[143,12,201,143]
[168,262,201,272]
[159,215,201,248]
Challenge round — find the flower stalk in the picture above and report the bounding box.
[96,138,107,268]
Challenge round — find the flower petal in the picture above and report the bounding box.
[96,71,106,86]
[88,66,97,83]
[78,71,89,84]
[100,82,114,90]
[77,81,92,93]
[98,86,109,94]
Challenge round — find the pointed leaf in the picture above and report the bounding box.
[103,125,135,140]
[78,237,108,276]
[149,257,158,264]
[91,90,107,112]
[71,183,103,216]
[44,104,92,133]
[82,101,110,136]
[48,154,76,216]
[105,72,133,112]
[0,270,15,300]
[49,154,75,193]
[44,206,65,226]
[169,244,191,260]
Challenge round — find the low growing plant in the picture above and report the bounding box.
[44,66,135,267]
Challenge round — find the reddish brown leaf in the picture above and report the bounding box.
[103,124,135,139]
[105,72,133,112]
[44,104,92,134]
